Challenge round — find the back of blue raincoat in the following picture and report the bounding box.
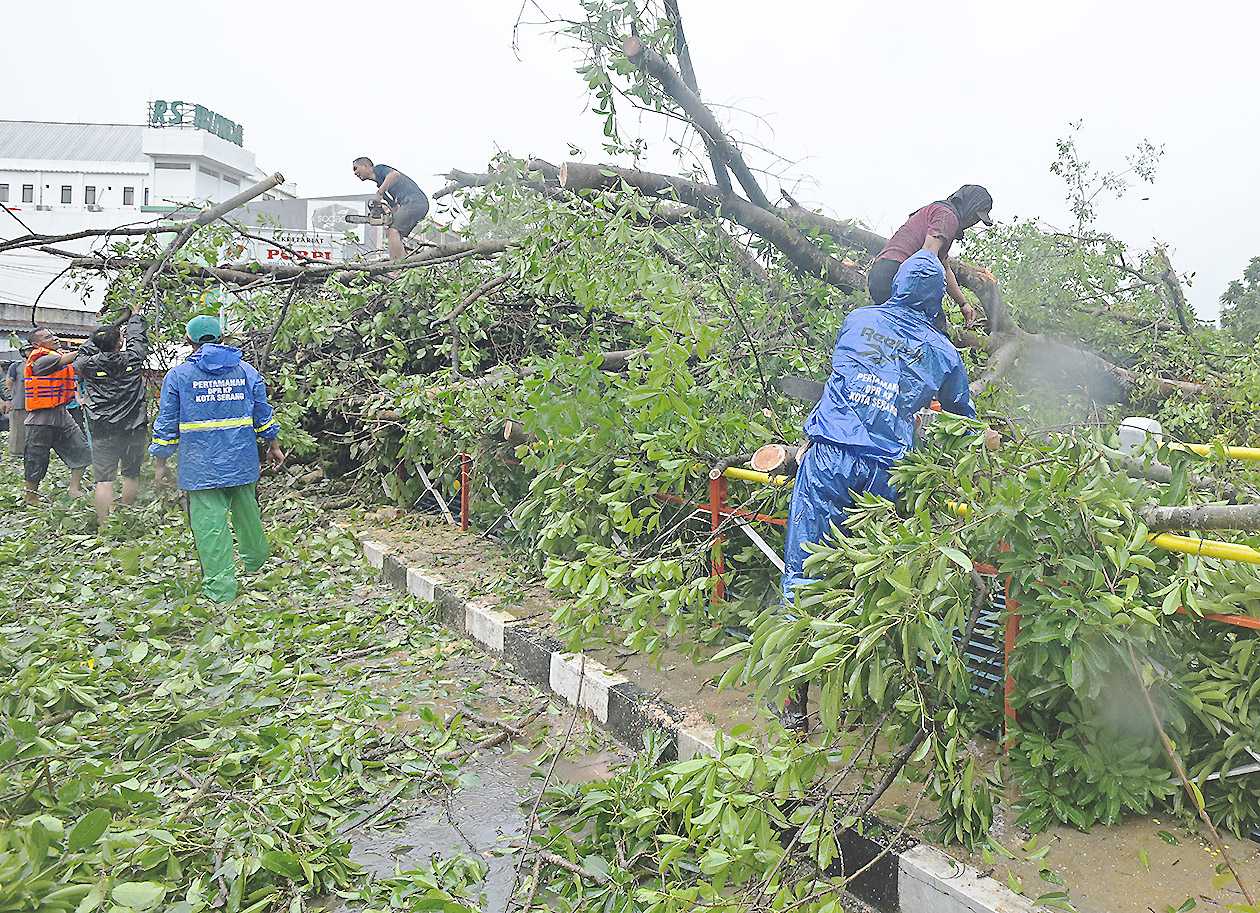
[804,250,975,462]
[149,344,279,491]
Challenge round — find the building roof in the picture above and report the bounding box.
[0,303,99,340]
[0,121,144,162]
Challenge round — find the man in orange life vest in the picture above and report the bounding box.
[23,327,92,505]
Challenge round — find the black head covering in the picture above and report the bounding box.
[943,185,994,230]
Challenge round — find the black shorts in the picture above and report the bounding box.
[389,195,429,237]
[88,420,147,482]
[868,256,949,331]
[23,422,91,483]
[867,257,901,305]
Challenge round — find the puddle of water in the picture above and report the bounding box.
[351,754,534,910]
[350,743,624,910]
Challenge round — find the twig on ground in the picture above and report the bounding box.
[338,781,408,835]
[504,657,586,911]
[532,848,610,884]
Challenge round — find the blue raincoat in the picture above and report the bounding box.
[781,251,975,602]
[149,344,279,491]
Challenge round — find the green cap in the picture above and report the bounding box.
[186,314,222,343]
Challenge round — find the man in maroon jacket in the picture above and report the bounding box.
[868,185,994,327]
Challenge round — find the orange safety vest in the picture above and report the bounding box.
[24,347,76,411]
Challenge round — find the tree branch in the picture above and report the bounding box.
[558,161,865,291]
[259,278,302,374]
[1140,503,1260,531]
[1153,245,1193,335]
[1100,445,1237,502]
[441,273,513,324]
[661,0,733,194]
[135,172,285,304]
[622,35,771,209]
[67,241,511,284]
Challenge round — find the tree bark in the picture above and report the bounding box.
[1140,503,1260,531]
[559,162,865,292]
[661,0,732,195]
[1100,445,1237,501]
[622,36,772,207]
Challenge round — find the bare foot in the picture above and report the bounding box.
[24,492,40,506]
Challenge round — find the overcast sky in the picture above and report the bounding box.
[4,0,1256,318]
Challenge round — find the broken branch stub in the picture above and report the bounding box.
[502,419,537,448]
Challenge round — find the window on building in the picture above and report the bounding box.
[201,168,220,180]
[123,187,134,206]
[154,161,191,170]
[223,175,240,187]
[61,186,72,204]
[144,188,150,205]
[0,185,8,203]
[22,185,33,203]
[85,186,96,205]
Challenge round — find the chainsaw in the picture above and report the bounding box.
[344,198,391,226]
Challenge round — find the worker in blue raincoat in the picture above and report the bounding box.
[778,250,992,731]
[150,315,285,602]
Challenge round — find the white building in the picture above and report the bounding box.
[0,104,306,348]
[0,103,444,363]
[0,105,295,216]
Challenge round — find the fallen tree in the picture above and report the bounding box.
[11,0,1260,869]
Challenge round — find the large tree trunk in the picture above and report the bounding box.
[559,162,866,292]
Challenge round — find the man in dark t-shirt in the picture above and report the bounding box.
[352,157,431,260]
[869,185,994,328]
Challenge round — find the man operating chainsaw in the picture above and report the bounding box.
[352,157,430,261]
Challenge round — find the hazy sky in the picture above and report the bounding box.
[4,0,1256,317]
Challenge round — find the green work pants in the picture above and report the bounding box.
[187,483,269,603]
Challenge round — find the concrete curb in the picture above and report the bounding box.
[355,534,1035,913]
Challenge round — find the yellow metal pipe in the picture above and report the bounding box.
[1148,533,1260,566]
[1168,443,1260,463]
[722,466,790,486]
[945,500,1260,566]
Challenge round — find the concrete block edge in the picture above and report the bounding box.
[354,531,1021,913]
[899,844,1036,913]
